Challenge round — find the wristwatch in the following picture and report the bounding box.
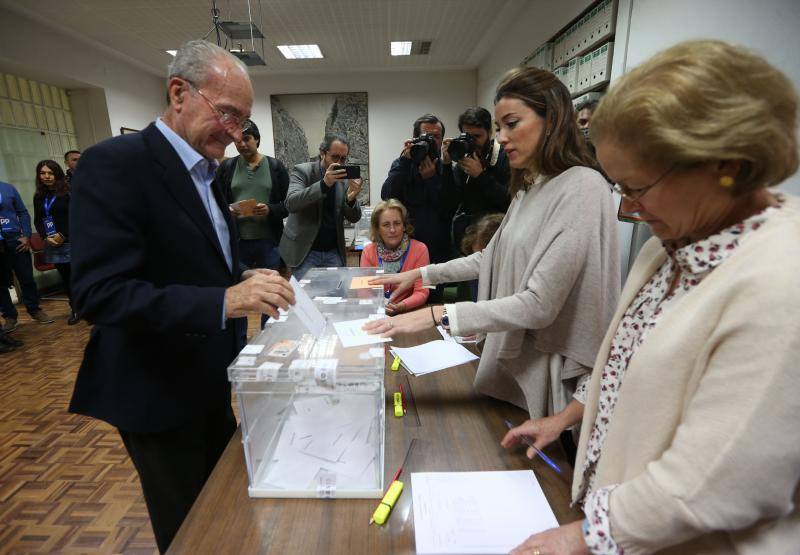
[441,306,451,332]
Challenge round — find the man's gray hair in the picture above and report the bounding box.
[167,39,248,87]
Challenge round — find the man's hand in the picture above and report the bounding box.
[419,157,437,180]
[323,164,346,187]
[346,178,363,203]
[16,236,31,252]
[441,138,453,165]
[252,203,269,217]
[458,152,484,178]
[401,139,415,160]
[225,270,295,319]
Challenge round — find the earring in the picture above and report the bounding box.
[719,176,734,188]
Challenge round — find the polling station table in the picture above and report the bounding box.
[168,269,582,554]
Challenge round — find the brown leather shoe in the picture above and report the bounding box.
[30,310,55,324]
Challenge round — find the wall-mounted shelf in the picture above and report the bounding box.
[521,0,618,101]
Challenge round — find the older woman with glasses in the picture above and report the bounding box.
[360,199,429,315]
[503,39,800,555]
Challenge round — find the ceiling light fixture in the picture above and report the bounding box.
[391,41,412,56]
[277,44,324,59]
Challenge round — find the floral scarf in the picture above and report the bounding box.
[376,234,410,274]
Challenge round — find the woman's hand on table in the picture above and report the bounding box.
[501,416,565,457]
[385,301,406,316]
[368,268,421,302]
[510,521,588,555]
[362,305,441,338]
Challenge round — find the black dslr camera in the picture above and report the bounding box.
[447,132,478,162]
[409,133,438,165]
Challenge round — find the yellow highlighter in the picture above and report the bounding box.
[393,392,404,417]
[370,480,404,525]
[391,356,401,372]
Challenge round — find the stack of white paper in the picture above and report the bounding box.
[391,340,478,376]
[411,470,559,554]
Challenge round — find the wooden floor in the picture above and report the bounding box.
[0,298,254,554]
[0,299,159,554]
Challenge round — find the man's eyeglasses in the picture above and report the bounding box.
[610,164,676,201]
[185,80,251,133]
[328,154,347,163]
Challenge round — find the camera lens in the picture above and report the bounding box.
[448,133,475,162]
[409,142,429,164]
[409,133,436,165]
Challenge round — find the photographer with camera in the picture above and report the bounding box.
[381,114,451,268]
[279,134,362,279]
[441,107,510,257]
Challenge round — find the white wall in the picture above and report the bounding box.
[68,88,113,150]
[610,0,800,270]
[0,8,164,145]
[476,0,593,109]
[613,0,800,195]
[246,70,477,204]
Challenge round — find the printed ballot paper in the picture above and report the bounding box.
[390,340,478,376]
[349,275,382,289]
[411,470,558,554]
[263,395,380,491]
[290,276,326,337]
[333,318,392,348]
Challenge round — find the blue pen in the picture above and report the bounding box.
[504,419,562,474]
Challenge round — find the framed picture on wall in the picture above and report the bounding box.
[270,92,370,206]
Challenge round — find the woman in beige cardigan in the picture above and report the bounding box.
[503,40,800,554]
[365,67,620,424]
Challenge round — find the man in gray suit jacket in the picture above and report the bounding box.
[279,134,362,278]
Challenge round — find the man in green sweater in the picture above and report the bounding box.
[218,120,289,274]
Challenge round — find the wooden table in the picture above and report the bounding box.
[168,330,582,554]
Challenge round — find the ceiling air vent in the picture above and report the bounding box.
[412,41,432,55]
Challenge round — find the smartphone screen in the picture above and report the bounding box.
[337,164,361,179]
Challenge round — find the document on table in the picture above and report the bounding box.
[332,318,392,348]
[390,340,478,376]
[290,276,326,337]
[349,275,382,289]
[411,470,558,554]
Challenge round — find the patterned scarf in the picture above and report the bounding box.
[376,234,410,274]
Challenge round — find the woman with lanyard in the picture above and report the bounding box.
[33,160,78,325]
[360,199,429,316]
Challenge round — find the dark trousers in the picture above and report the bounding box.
[119,402,237,554]
[0,239,41,318]
[239,238,280,329]
[54,262,73,309]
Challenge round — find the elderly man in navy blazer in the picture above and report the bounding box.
[68,40,295,553]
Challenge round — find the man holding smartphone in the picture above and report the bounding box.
[279,133,362,278]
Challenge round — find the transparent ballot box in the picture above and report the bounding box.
[228,268,386,498]
[299,266,386,301]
